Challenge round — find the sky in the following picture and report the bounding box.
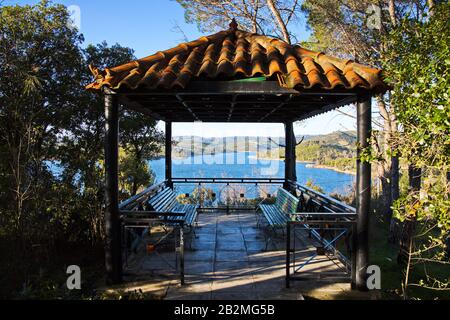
[7,0,358,137]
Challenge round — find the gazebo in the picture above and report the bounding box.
[87,20,388,292]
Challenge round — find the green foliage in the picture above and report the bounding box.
[384,3,450,297]
[387,3,450,234]
[176,0,302,42]
[305,179,325,194]
[0,0,84,236]
[0,1,163,298]
[177,187,215,205]
[118,148,155,199]
[384,4,450,170]
[296,132,357,172]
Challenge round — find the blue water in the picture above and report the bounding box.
[149,152,354,195]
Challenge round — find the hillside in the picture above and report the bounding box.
[296,131,357,173]
[170,131,357,173]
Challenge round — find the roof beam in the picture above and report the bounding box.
[175,94,200,121]
[227,95,237,122]
[113,81,300,96]
[103,88,166,120]
[258,96,293,122]
[293,96,358,122]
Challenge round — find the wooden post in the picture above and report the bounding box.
[284,122,296,191]
[104,93,122,284]
[165,121,173,188]
[353,94,372,291]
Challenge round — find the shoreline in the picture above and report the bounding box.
[253,156,355,175]
[305,163,356,176]
[162,153,356,176]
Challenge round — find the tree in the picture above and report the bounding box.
[177,0,302,43]
[300,0,433,222]
[57,41,164,242]
[384,2,449,298]
[0,0,84,238]
[120,109,164,196]
[118,148,155,199]
[0,1,164,297]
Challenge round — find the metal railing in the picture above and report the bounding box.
[172,177,285,211]
[118,178,356,214]
[119,178,358,285]
[119,180,168,212]
[289,181,356,214]
[285,180,357,285]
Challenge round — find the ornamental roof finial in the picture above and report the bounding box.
[229,18,238,31]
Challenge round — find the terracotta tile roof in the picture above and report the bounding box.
[86,25,388,93]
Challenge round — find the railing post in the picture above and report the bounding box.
[286,221,291,288]
[353,94,372,291]
[180,227,185,285]
[104,93,122,284]
[165,121,173,189]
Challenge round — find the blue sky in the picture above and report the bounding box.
[7,0,357,137]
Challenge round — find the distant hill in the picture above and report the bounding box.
[303,131,356,146]
[295,131,357,173]
[173,135,280,157]
[172,131,356,167]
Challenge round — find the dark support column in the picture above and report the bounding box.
[284,122,296,191]
[353,94,372,291]
[165,121,173,188]
[104,93,122,284]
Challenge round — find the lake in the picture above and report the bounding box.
[149,152,354,195]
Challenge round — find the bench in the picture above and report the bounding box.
[123,187,198,253]
[145,187,198,229]
[258,188,299,249]
[122,187,198,285]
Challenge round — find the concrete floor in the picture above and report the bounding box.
[120,211,354,300]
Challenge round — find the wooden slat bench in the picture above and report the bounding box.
[145,187,199,229]
[122,187,199,285]
[258,188,299,250]
[123,187,199,253]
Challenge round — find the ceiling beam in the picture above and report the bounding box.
[293,96,358,122]
[258,96,293,122]
[175,94,200,121]
[112,81,299,96]
[227,95,237,122]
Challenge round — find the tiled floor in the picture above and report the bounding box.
[123,211,352,300]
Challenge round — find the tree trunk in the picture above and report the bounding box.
[428,0,435,17]
[375,96,397,219]
[388,0,397,27]
[398,165,422,264]
[266,0,291,43]
[388,153,401,243]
